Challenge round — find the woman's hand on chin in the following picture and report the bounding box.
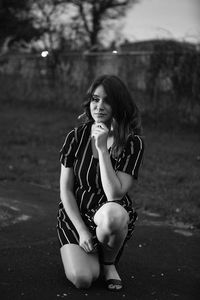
[91,122,109,152]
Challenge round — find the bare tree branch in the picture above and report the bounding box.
[78,2,92,35]
[28,0,139,50]
[70,0,137,48]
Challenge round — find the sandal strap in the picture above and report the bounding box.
[106,279,123,291]
[106,279,122,285]
[102,261,115,265]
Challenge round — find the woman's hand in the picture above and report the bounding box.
[91,122,109,151]
[79,228,96,253]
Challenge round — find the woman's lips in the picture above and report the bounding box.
[95,114,106,117]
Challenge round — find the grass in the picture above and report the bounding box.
[0,103,200,227]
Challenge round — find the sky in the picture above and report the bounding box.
[121,0,200,43]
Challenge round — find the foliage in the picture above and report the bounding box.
[29,0,71,51]
[66,0,137,50]
[0,0,40,50]
[147,40,200,127]
[0,42,199,128]
[0,0,138,52]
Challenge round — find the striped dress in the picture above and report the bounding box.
[57,122,144,249]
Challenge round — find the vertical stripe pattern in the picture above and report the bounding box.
[57,123,144,248]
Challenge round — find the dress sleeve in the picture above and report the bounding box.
[59,129,77,167]
[116,135,144,179]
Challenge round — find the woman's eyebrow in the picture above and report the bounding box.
[93,94,108,99]
[92,94,102,97]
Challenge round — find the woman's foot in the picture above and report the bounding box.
[102,262,123,291]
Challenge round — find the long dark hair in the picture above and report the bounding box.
[82,74,142,155]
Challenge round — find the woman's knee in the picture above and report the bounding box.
[67,270,93,289]
[60,244,100,289]
[95,203,129,233]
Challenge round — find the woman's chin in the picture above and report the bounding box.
[96,118,104,123]
[94,118,104,123]
[94,117,110,124]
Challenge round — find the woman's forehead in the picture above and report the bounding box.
[93,85,107,97]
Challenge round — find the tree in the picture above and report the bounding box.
[31,0,138,51]
[68,0,138,50]
[29,0,83,51]
[0,0,40,52]
[30,0,64,51]
[0,0,138,52]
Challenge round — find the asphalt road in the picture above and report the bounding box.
[0,182,199,300]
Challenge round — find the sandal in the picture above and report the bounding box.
[102,262,123,291]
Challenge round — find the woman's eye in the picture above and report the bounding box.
[91,96,109,103]
[91,96,99,102]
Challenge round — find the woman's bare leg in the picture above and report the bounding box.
[60,244,100,289]
[94,202,129,284]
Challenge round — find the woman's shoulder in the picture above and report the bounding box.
[127,134,144,148]
[122,134,144,156]
[74,122,91,141]
[65,122,90,137]
[62,122,91,150]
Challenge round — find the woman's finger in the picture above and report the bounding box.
[93,125,104,132]
[93,127,106,135]
[80,241,92,253]
[95,122,108,129]
[91,129,103,138]
[80,243,89,252]
[87,239,94,252]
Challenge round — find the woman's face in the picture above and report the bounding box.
[90,85,113,125]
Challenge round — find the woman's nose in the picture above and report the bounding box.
[96,99,104,110]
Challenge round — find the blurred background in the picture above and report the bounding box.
[0,0,200,228]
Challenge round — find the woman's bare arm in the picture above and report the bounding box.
[98,150,133,201]
[92,123,134,201]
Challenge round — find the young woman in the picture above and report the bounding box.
[57,74,144,291]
